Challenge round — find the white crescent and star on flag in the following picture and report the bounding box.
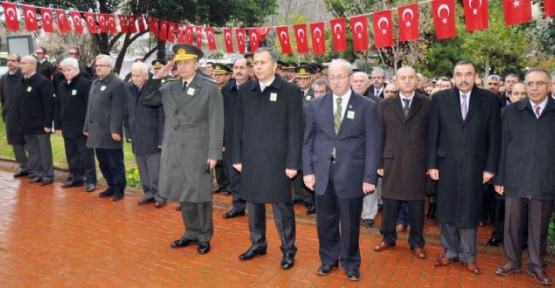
[377,17,389,34]
[279,31,289,44]
[297,28,305,43]
[437,4,450,24]
[402,8,414,27]
[468,0,483,15]
[333,23,342,39]
[314,27,322,43]
[354,22,364,38]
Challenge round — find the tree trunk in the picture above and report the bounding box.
[156,39,167,60]
[484,53,491,81]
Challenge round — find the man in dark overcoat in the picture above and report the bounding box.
[141,44,223,255]
[427,60,501,274]
[232,48,303,270]
[17,55,54,185]
[221,57,250,219]
[123,62,165,207]
[0,53,30,177]
[303,59,381,281]
[55,57,97,192]
[493,68,555,285]
[373,66,430,260]
[84,54,126,201]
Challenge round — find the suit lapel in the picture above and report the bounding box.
[391,95,405,123]
[337,94,357,137]
[323,93,335,138]
[174,74,202,111]
[464,88,483,123]
[406,94,423,122]
[448,88,464,124]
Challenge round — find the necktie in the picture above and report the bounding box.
[535,106,541,117]
[461,94,468,120]
[402,98,410,118]
[182,81,187,90]
[334,98,343,134]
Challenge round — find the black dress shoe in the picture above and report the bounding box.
[378,203,383,212]
[198,242,210,254]
[223,209,245,219]
[317,264,338,275]
[478,221,486,227]
[362,219,374,228]
[13,170,29,178]
[347,270,360,281]
[222,189,232,196]
[213,186,224,193]
[306,205,316,215]
[29,177,42,183]
[292,198,303,204]
[171,238,198,248]
[175,204,181,211]
[239,246,267,260]
[99,189,115,198]
[487,237,503,246]
[86,183,96,192]
[111,191,124,201]
[62,180,84,188]
[281,253,295,270]
[154,201,167,208]
[426,203,436,219]
[40,178,53,186]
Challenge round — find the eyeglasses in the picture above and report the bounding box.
[525,81,549,87]
[328,74,351,82]
[95,64,111,68]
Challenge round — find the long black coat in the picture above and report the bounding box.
[17,73,54,134]
[0,70,25,144]
[427,86,500,228]
[54,73,92,137]
[123,81,164,156]
[84,73,125,149]
[492,97,555,201]
[232,77,303,203]
[379,93,431,201]
[37,60,55,80]
[222,80,239,158]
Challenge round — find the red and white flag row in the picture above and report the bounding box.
[2,0,555,54]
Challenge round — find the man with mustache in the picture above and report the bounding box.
[427,60,501,275]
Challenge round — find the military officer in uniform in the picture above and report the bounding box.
[141,44,224,255]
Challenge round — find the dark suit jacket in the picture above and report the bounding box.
[54,73,92,137]
[0,69,25,144]
[123,81,164,156]
[84,73,125,149]
[427,86,500,228]
[37,60,55,80]
[492,97,555,201]
[232,77,303,203]
[303,91,382,198]
[222,80,239,159]
[17,73,54,134]
[379,92,431,201]
[366,84,384,99]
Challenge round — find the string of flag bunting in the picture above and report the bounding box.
[1,0,554,55]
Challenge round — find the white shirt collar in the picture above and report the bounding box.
[259,77,275,91]
[529,96,548,118]
[333,89,352,120]
[399,91,415,106]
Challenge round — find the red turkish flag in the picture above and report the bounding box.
[463,0,488,31]
[118,15,128,33]
[56,10,72,33]
[236,28,246,54]
[84,12,97,33]
[223,28,234,53]
[206,26,217,50]
[276,26,293,54]
[167,23,175,43]
[151,18,159,39]
[350,15,369,52]
[106,14,117,34]
[373,10,394,48]
[195,26,203,48]
[70,11,83,34]
[41,8,54,33]
[2,3,19,31]
[136,15,146,32]
[310,22,326,54]
[256,27,272,41]
[159,21,167,41]
[127,15,136,33]
[502,0,532,25]
[176,24,184,43]
[23,5,39,32]
[293,24,309,53]
[432,0,457,40]
[330,18,347,52]
[545,0,555,17]
[249,28,261,52]
[184,26,194,44]
[98,14,108,33]
[398,4,419,42]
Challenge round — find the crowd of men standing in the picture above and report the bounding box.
[1,45,555,284]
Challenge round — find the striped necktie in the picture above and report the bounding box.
[334,97,343,134]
